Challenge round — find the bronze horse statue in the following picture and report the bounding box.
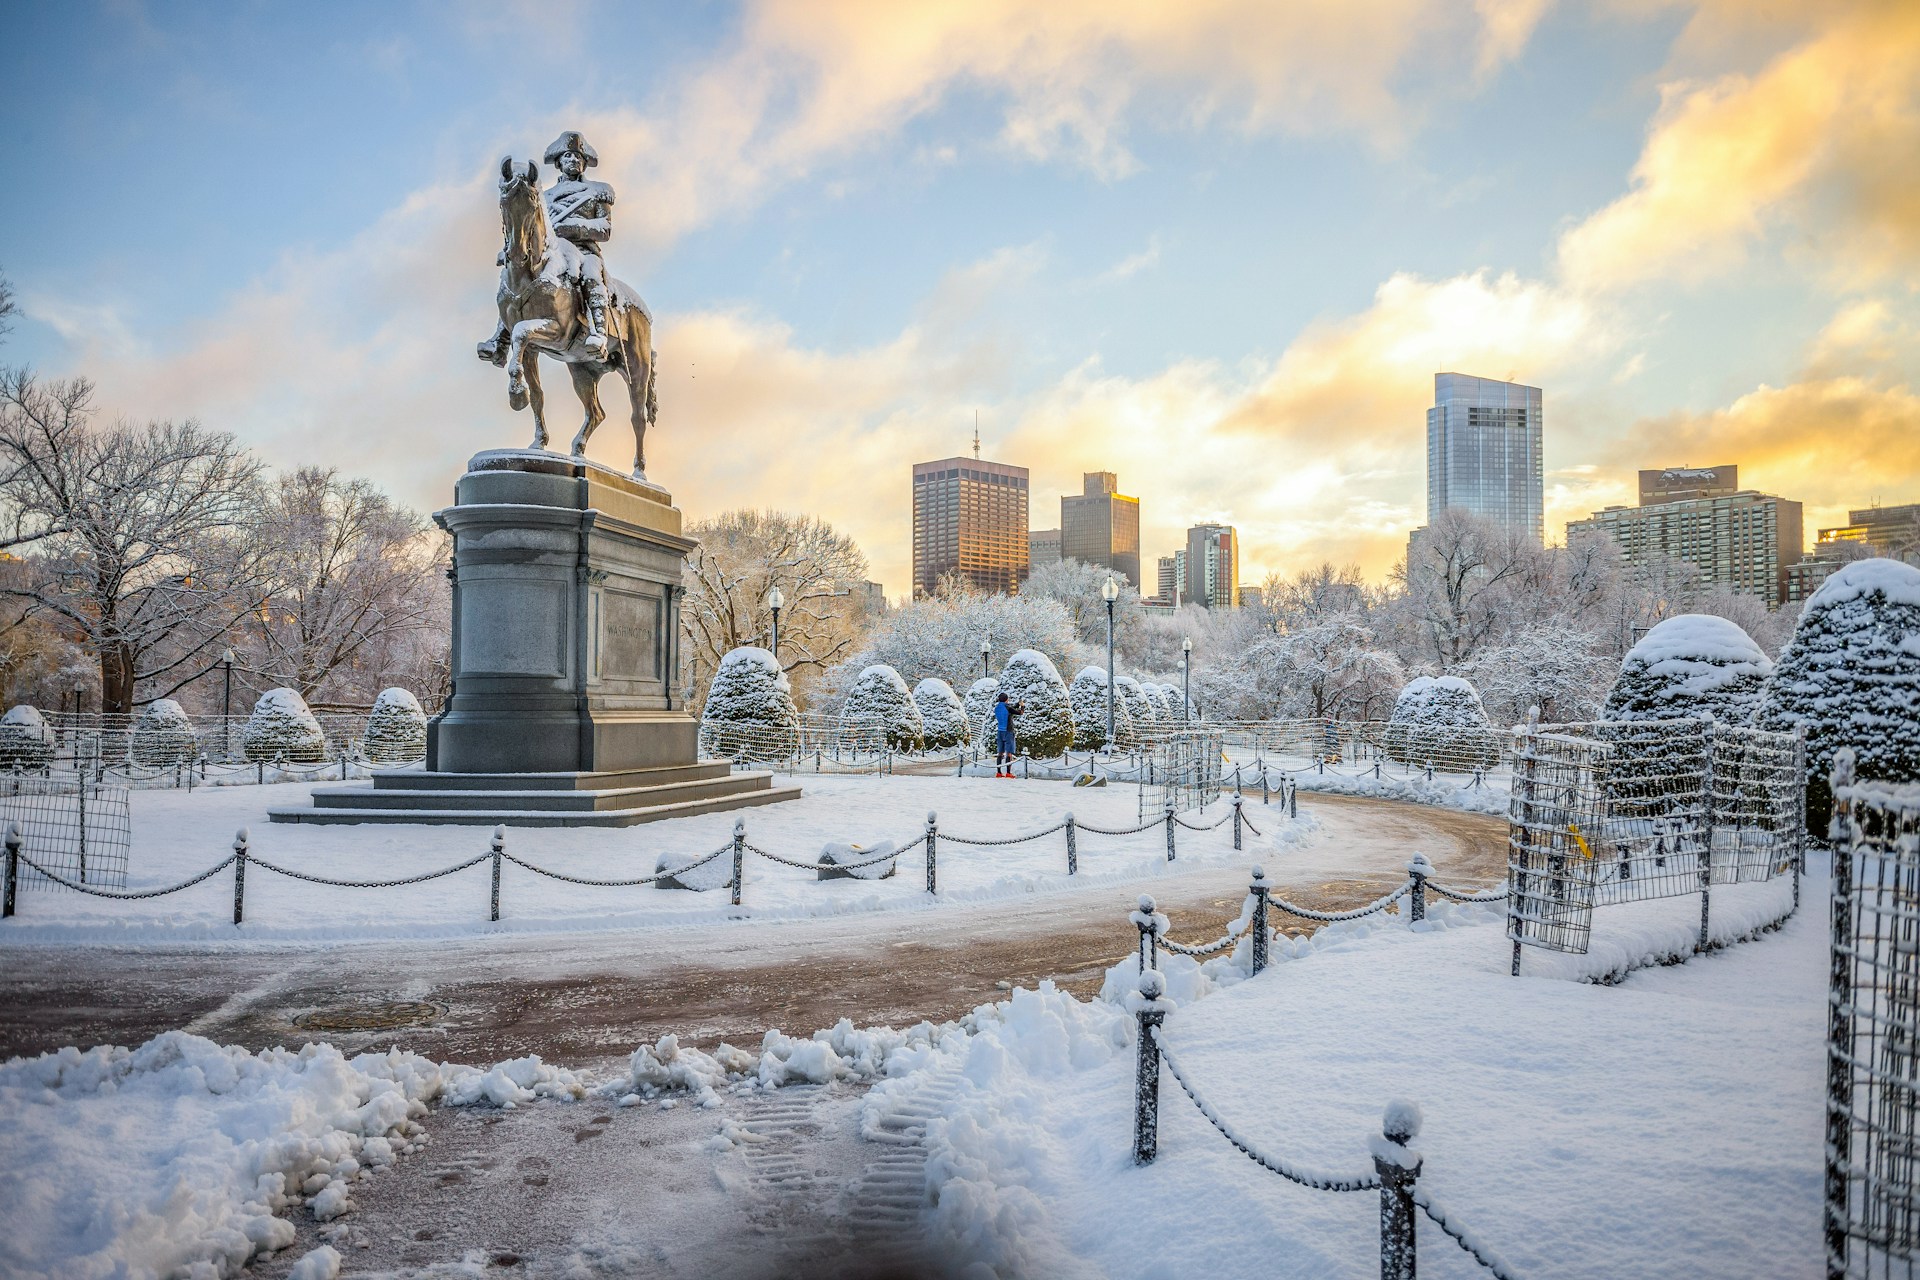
[477,159,658,477]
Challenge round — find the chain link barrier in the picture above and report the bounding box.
[1416,1191,1523,1279]
[1269,881,1411,923]
[245,852,491,889]
[937,821,1070,847]
[15,852,238,900]
[500,844,731,888]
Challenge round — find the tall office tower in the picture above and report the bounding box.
[1567,464,1804,608]
[1029,528,1062,569]
[911,456,1030,599]
[1426,372,1544,543]
[1184,525,1238,610]
[1156,555,1179,605]
[1060,472,1142,586]
[1786,501,1920,602]
[1174,549,1188,602]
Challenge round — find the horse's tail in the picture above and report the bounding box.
[645,346,658,425]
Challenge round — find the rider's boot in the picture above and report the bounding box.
[584,302,610,358]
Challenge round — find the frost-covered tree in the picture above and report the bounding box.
[1756,559,1920,834]
[242,688,327,762]
[840,664,924,751]
[0,703,52,768]
[839,580,1079,704]
[363,687,429,763]
[1068,666,1131,750]
[701,647,800,760]
[912,677,968,749]
[963,676,1000,749]
[1389,511,1540,670]
[1380,675,1498,767]
[1460,627,1616,726]
[1116,675,1155,744]
[130,698,195,765]
[997,649,1074,758]
[1603,615,1771,724]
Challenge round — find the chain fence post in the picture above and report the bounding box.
[1317,754,1325,776]
[1373,1101,1423,1280]
[1424,759,1434,783]
[1406,853,1430,926]
[1289,779,1297,820]
[1374,761,1382,781]
[1261,768,1270,806]
[1134,893,1161,971]
[1065,812,1077,875]
[1164,802,1176,862]
[1250,865,1271,975]
[1132,969,1167,1164]
[231,828,249,926]
[925,810,938,896]
[730,818,745,907]
[490,825,505,923]
[1232,794,1244,851]
[2,821,19,919]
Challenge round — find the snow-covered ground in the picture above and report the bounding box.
[0,774,1312,946]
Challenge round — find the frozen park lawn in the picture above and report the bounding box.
[0,773,1309,945]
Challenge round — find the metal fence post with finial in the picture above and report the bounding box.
[490,825,505,922]
[231,828,249,925]
[1232,794,1244,851]
[1289,779,1298,820]
[1164,801,1177,861]
[1,821,19,919]
[1131,893,1165,972]
[1372,1100,1423,1280]
[1407,852,1431,926]
[1250,865,1271,974]
[1132,969,1171,1164]
[1065,812,1077,875]
[925,810,938,895]
[730,818,746,907]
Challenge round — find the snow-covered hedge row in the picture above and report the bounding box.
[1068,666,1129,751]
[0,704,54,769]
[242,689,328,763]
[1378,675,1499,767]
[963,677,1000,749]
[702,647,800,759]
[995,649,1074,758]
[1603,614,1771,724]
[912,678,968,749]
[841,664,925,751]
[130,699,196,766]
[363,688,428,764]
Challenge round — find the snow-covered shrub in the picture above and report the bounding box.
[996,649,1074,758]
[1604,615,1772,724]
[242,689,327,763]
[912,678,968,749]
[840,664,924,752]
[1379,675,1498,768]
[964,677,1000,751]
[1756,558,1920,835]
[1142,682,1177,725]
[0,704,53,769]
[1116,676,1155,745]
[363,687,429,764]
[701,647,800,760]
[130,699,196,766]
[1068,667,1131,751]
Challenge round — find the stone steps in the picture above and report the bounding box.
[268,768,801,827]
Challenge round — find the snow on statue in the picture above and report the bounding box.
[996,650,1074,758]
[701,647,800,760]
[912,678,968,749]
[840,665,925,752]
[1755,558,1920,835]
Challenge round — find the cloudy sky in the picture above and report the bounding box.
[3,0,1916,595]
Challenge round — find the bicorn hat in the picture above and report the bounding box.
[542,131,599,167]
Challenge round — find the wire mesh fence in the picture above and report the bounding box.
[1827,756,1920,1279]
[1506,717,1805,961]
[34,711,421,770]
[0,774,132,891]
[1141,729,1225,824]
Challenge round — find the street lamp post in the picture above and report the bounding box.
[221,649,235,759]
[1181,636,1193,722]
[1101,574,1119,750]
[979,636,991,680]
[767,586,785,662]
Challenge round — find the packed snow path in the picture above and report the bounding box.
[0,792,1503,1064]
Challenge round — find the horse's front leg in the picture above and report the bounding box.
[567,362,605,458]
[505,318,559,429]
[523,355,547,449]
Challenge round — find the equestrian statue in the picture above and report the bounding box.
[477,130,658,478]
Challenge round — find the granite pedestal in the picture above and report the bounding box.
[272,451,798,826]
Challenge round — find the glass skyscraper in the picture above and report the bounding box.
[1426,373,1543,543]
[911,456,1030,599]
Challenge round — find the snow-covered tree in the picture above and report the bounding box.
[1116,675,1155,744]
[838,581,1079,704]
[996,649,1074,758]
[701,647,800,759]
[1459,627,1616,725]
[1756,558,1920,834]
[1380,675,1498,767]
[1603,615,1771,724]
[242,688,327,762]
[1068,666,1131,750]
[363,687,429,763]
[130,698,195,766]
[963,677,1000,749]
[912,677,968,749]
[0,704,52,769]
[840,664,924,752]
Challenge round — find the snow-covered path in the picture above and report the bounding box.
[0,791,1504,1065]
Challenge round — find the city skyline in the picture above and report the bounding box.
[4,4,1917,596]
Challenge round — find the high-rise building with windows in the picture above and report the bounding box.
[1156,555,1180,606]
[1427,373,1544,543]
[1184,525,1238,610]
[1029,528,1062,569]
[1785,501,1920,602]
[912,456,1030,599]
[1061,472,1142,587]
[1567,464,1803,608]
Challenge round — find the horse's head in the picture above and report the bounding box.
[498,157,547,269]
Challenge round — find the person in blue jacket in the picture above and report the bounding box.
[992,692,1024,778]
